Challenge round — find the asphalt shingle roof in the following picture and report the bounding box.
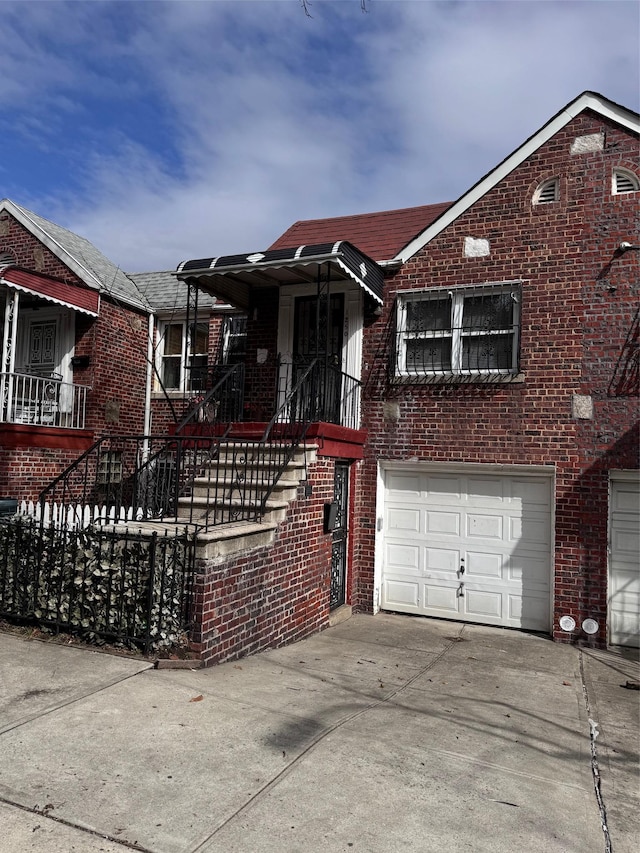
[4,200,151,312]
[268,202,452,262]
[131,271,216,313]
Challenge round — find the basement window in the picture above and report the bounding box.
[395,283,521,380]
[97,451,122,485]
[533,178,559,205]
[613,168,639,195]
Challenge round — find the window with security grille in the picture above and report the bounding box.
[395,284,521,379]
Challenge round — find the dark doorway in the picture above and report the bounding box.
[293,294,344,424]
[330,462,349,610]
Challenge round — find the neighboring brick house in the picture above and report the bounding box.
[0,199,152,501]
[179,91,639,654]
[0,201,235,502]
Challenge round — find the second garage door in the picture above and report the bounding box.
[381,467,553,632]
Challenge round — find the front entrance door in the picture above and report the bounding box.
[293,294,344,424]
[330,462,349,610]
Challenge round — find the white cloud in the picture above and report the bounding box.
[2,0,638,272]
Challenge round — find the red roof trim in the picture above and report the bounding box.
[1,267,100,316]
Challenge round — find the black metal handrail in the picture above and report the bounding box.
[36,358,360,533]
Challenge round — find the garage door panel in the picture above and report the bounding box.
[466,512,504,540]
[464,589,502,619]
[426,510,460,535]
[612,484,640,513]
[609,476,640,648]
[423,583,459,614]
[466,550,502,580]
[467,476,506,502]
[425,547,459,573]
[382,467,552,631]
[385,543,420,573]
[383,579,420,609]
[425,475,463,502]
[509,594,549,629]
[385,472,422,495]
[511,478,551,506]
[510,515,550,547]
[387,507,421,533]
[508,554,550,587]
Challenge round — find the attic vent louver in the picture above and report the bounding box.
[533,178,559,205]
[613,169,639,195]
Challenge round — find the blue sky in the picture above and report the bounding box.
[2,0,638,272]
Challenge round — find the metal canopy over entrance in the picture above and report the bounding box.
[175,241,384,310]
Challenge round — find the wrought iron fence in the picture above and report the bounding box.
[0,514,195,652]
[0,371,88,428]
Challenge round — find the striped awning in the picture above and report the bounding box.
[176,241,384,310]
[1,267,100,316]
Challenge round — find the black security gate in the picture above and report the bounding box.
[330,462,349,610]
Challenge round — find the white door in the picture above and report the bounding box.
[609,473,640,648]
[381,467,553,631]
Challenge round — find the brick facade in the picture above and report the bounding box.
[351,109,639,645]
[190,457,336,665]
[0,211,149,500]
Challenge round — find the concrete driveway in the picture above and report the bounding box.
[0,613,638,853]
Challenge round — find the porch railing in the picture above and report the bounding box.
[0,371,88,429]
[275,357,362,430]
[36,357,360,533]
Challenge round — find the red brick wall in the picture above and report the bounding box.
[1,212,149,497]
[353,110,639,644]
[191,456,336,665]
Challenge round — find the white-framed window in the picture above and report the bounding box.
[395,283,521,379]
[612,168,639,195]
[533,178,559,205]
[158,319,209,391]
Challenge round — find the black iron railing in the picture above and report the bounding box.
[275,357,361,430]
[36,358,361,533]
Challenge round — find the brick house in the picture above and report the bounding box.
[0,199,152,501]
[0,201,236,502]
[178,91,639,656]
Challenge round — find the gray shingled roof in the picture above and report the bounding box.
[4,200,151,312]
[131,271,217,313]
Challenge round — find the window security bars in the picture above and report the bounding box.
[0,371,88,428]
[0,515,195,653]
[394,285,521,381]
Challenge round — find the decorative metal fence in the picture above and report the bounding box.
[0,514,196,653]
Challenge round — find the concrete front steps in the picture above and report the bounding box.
[176,441,318,560]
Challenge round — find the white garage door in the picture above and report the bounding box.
[609,473,640,648]
[381,467,553,631]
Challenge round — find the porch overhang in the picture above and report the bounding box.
[1,267,100,316]
[175,241,384,310]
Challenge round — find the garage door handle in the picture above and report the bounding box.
[458,565,465,575]
[457,582,465,597]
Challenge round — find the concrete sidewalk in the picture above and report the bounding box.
[0,614,638,853]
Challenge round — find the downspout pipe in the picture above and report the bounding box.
[143,311,154,458]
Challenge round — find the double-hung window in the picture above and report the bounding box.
[395,283,521,379]
[159,320,209,391]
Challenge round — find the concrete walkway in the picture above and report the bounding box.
[0,614,638,853]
